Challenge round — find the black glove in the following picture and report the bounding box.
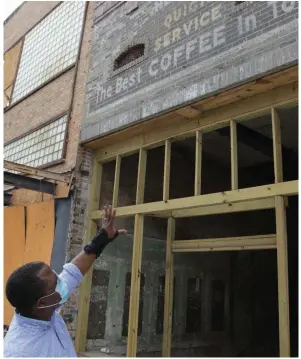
[84,228,119,258]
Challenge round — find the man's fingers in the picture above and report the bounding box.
[108,205,112,221]
[118,229,128,235]
[103,205,107,219]
[111,208,116,222]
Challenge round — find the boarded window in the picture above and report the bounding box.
[122,272,145,337]
[211,280,225,331]
[114,44,145,70]
[156,275,176,334]
[87,269,110,339]
[186,277,202,333]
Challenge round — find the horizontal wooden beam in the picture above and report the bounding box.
[172,235,277,252]
[172,197,275,218]
[91,180,298,220]
[4,160,71,183]
[94,83,297,162]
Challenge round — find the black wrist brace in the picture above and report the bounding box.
[84,228,119,258]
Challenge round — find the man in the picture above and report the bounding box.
[4,205,127,357]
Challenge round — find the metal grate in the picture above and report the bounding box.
[12,2,85,103]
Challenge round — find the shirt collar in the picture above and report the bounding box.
[14,310,52,329]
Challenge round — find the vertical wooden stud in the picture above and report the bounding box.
[162,217,175,357]
[230,120,238,190]
[127,214,144,357]
[194,130,202,196]
[112,155,121,207]
[136,148,147,204]
[75,158,102,353]
[275,196,290,357]
[163,140,171,202]
[272,108,283,183]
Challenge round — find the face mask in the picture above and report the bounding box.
[37,273,69,309]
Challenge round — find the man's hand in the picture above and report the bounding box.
[73,205,127,276]
[101,205,128,239]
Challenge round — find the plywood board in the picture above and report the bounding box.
[4,39,23,90]
[23,200,55,265]
[4,206,26,325]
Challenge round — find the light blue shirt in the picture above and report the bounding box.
[4,263,83,357]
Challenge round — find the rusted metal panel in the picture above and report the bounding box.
[23,200,55,265]
[4,206,26,325]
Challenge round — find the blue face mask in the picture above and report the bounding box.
[37,273,69,309]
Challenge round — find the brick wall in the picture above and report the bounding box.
[4,70,74,144]
[6,1,93,206]
[81,1,298,141]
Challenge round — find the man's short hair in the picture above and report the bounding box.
[6,261,47,314]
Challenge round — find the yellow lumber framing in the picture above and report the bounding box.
[172,198,275,218]
[271,108,283,183]
[136,148,147,204]
[162,217,175,357]
[75,159,102,352]
[95,85,297,163]
[112,155,121,207]
[172,235,276,252]
[163,139,171,201]
[275,196,290,357]
[194,130,202,195]
[91,180,298,219]
[230,120,238,190]
[127,214,144,357]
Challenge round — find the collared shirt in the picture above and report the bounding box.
[4,263,83,357]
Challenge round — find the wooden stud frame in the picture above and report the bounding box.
[163,139,171,202]
[172,234,277,252]
[194,130,202,196]
[230,120,238,190]
[162,217,175,356]
[275,196,290,357]
[112,155,121,207]
[76,91,297,356]
[126,214,144,356]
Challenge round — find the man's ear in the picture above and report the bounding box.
[36,297,46,309]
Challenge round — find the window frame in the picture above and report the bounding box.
[4,111,69,169]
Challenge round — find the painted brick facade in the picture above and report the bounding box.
[81,1,298,142]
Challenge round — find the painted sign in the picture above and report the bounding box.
[81,1,298,141]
